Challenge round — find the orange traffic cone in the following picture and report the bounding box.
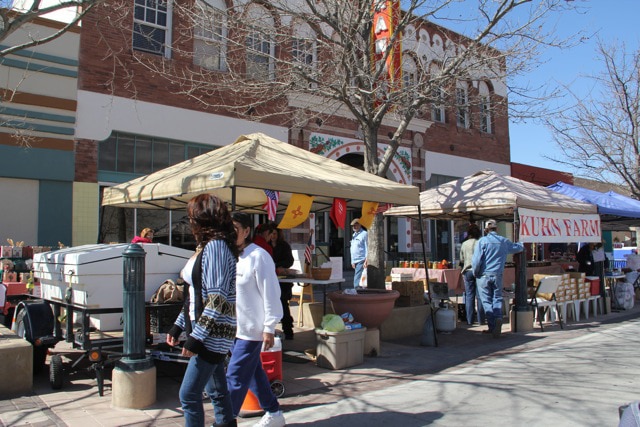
[239,390,263,417]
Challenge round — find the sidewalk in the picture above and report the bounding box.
[1,296,639,427]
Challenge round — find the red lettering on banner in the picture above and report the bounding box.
[519,214,600,240]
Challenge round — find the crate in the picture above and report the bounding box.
[316,327,367,370]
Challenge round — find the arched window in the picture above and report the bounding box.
[193,0,227,71]
[479,81,492,133]
[245,4,275,81]
[402,54,418,91]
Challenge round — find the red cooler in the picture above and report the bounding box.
[586,276,600,296]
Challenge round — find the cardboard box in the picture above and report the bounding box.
[316,327,367,370]
[392,281,424,307]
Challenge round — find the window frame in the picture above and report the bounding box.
[456,85,470,129]
[245,25,275,81]
[193,0,227,71]
[132,0,173,58]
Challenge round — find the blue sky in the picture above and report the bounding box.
[427,0,639,173]
[507,0,640,171]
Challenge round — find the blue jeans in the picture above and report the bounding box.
[180,353,233,427]
[463,270,485,325]
[476,273,504,331]
[227,339,279,417]
[353,261,365,288]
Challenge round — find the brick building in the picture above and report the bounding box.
[2,3,517,264]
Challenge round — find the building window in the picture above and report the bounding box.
[194,0,227,71]
[246,26,273,80]
[98,132,215,175]
[243,5,274,81]
[479,81,492,133]
[431,87,445,123]
[291,23,316,88]
[133,0,172,57]
[456,85,469,129]
[402,54,418,95]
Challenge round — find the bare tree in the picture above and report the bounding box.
[546,41,640,198]
[0,0,104,57]
[97,0,577,288]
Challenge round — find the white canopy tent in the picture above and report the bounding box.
[384,170,601,244]
[102,133,420,213]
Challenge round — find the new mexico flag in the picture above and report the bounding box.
[278,194,314,229]
[360,201,379,229]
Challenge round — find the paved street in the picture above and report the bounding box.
[1,299,639,427]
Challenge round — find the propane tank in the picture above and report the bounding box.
[435,301,456,332]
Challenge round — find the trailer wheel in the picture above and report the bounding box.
[270,380,285,398]
[49,354,64,390]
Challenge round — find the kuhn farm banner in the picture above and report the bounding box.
[518,208,601,243]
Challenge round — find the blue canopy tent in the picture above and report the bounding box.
[547,182,640,229]
[548,181,640,270]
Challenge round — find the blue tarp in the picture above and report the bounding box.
[547,182,640,219]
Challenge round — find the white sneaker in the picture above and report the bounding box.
[253,410,286,427]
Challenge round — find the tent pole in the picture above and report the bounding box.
[231,187,236,211]
[418,205,438,347]
[514,208,531,331]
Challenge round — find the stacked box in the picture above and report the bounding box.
[557,273,570,302]
[391,281,424,307]
[568,272,586,300]
[569,273,587,301]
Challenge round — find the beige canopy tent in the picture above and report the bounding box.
[102,133,420,212]
[385,169,601,332]
[384,170,598,221]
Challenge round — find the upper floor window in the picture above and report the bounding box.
[133,0,172,58]
[245,5,274,81]
[456,84,469,129]
[402,54,418,94]
[291,22,317,88]
[431,87,445,123]
[479,81,492,133]
[194,0,227,71]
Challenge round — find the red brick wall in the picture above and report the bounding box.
[511,162,574,187]
[74,139,98,182]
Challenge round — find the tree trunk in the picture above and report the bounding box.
[367,214,385,289]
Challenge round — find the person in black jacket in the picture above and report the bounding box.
[576,242,595,276]
[271,227,295,340]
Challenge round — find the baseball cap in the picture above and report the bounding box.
[485,219,497,229]
[350,218,361,226]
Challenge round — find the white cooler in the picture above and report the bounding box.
[33,243,192,331]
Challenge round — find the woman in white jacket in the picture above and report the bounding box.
[226,212,285,427]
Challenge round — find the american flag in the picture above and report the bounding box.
[263,189,279,221]
[304,232,314,265]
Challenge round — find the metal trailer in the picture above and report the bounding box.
[12,296,187,396]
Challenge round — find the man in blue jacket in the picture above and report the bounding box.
[350,218,368,288]
[472,219,524,338]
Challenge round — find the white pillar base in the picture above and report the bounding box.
[112,366,156,409]
[510,308,534,333]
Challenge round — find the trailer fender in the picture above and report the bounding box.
[12,300,55,345]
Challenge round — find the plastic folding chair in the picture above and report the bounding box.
[528,275,564,331]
